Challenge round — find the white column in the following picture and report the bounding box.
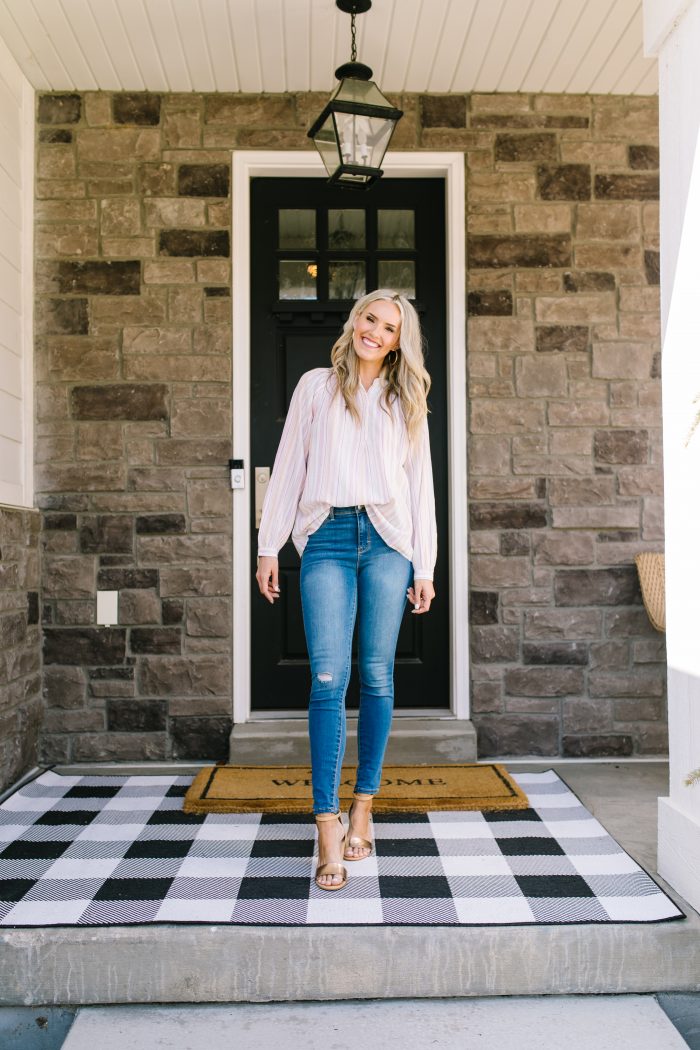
[645,0,700,911]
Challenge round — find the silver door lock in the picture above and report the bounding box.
[255,466,270,527]
[229,459,245,490]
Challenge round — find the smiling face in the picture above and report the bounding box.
[352,299,401,368]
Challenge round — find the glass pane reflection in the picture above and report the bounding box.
[313,115,341,179]
[279,210,316,249]
[329,261,366,300]
[378,210,415,249]
[328,210,365,249]
[279,260,317,300]
[378,260,415,299]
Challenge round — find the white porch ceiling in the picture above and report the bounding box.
[0,0,657,96]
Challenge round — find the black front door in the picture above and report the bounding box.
[250,177,448,711]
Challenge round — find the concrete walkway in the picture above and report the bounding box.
[56,996,692,1050]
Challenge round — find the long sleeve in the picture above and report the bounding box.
[257,371,316,558]
[404,415,437,581]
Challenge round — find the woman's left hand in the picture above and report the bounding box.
[407,579,435,614]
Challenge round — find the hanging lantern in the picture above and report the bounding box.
[308,0,403,189]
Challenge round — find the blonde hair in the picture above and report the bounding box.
[327,289,431,448]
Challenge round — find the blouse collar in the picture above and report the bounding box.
[359,376,388,394]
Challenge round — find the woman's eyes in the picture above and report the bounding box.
[366,314,396,334]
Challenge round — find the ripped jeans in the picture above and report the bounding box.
[300,505,414,815]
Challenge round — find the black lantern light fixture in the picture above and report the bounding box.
[307,0,403,189]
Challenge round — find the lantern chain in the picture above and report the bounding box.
[350,10,357,62]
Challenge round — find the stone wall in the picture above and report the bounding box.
[464,94,663,756]
[34,89,664,761]
[0,508,41,791]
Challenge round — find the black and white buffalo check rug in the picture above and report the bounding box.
[0,768,685,927]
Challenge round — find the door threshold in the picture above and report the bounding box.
[231,716,477,762]
[247,708,456,721]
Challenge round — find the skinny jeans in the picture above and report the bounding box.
[299,504,413,816]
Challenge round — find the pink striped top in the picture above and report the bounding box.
[257,367,437,580]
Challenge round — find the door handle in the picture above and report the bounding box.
[255,466,270,528]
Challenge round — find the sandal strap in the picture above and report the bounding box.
[346,834,372,850]
[315,811,341,822]
[315,862,347,876]
[345,788,374,854]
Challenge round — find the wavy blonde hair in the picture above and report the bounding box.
[327,289,431,448]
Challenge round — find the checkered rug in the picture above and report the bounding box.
[0,768,685,927]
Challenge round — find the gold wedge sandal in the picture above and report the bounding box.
[314,811,348,891]
[343,792,374,861]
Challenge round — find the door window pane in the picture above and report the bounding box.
[279,260,317,300]
[279,210,316,249]
[328,209,365,249]
[378,210,415,249]
[328,261,366,300]
[378,260,415,299]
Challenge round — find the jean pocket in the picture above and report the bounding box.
[308,513,330,541]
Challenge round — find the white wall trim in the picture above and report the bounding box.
[0,52,34,509]
[20,76,34,509]
[658,794,700,911]
[231,150,468,726]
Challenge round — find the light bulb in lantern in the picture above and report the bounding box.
[340,114,371,165]
[307,1,403,188]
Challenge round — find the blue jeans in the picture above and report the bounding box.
[300,505,414,816]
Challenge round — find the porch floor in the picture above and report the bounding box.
[1,759,698,1005]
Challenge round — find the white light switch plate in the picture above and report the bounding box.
[96,590,119,626]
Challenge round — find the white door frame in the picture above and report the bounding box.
[231,150,468,724]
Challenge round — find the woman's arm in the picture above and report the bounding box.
[257,370,316,558]
[256,371,316,606]
[404,415,438,584]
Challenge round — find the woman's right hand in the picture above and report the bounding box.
[256,555,281,604]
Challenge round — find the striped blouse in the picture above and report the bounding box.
[257,367,437,580]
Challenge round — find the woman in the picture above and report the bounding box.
[255,289,437,891]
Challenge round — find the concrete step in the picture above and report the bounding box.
[1,761,698,1005]
[59,997,689,1050]
[229,716,478,764]
[3,910,698,1006]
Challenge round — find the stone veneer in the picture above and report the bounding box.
[0,508,41,791]
[34,90,664,761]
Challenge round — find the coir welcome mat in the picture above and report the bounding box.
[183,763,530,814]
[0,768,685,927]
